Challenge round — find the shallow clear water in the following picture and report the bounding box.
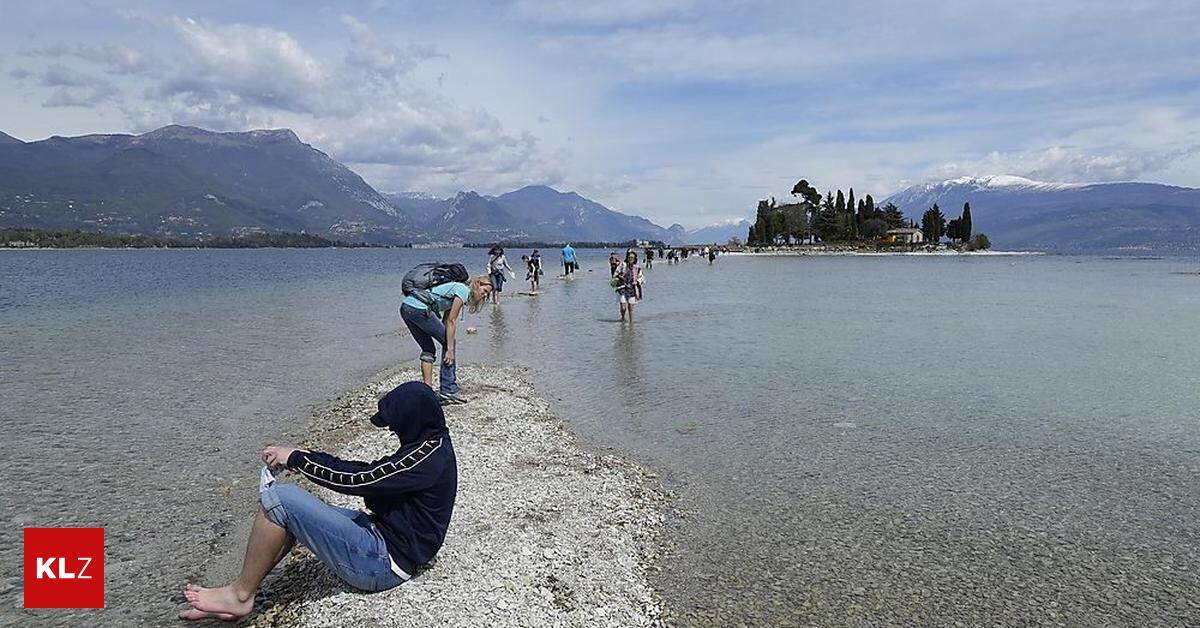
[1,249,1198,625]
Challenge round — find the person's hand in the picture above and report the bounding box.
[262,445,297,471]
[443,350,456,366]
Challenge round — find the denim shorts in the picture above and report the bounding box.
[261,483,408,591]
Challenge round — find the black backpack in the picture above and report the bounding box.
[402,263,469,307]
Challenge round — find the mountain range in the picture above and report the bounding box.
[384,185,681,243]
[1,125,720,245]
[0,125,419,243]
[6,125,1195,252]
[883,175,1200,253]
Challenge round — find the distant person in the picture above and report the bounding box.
[530,249,543,291]
[522,254,541,292]
[708,248,716,264]
[614,250,643,322]
[180,383,457,623]
[645,248,654,269]
[609,251,620,276]
[487,246,514,304]
[401,273,491,405]
[561,243,577,278]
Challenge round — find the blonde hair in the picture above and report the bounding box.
[466,275,493,313]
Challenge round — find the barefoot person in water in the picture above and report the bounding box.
[615,250,643,322]
[180,383,457,622]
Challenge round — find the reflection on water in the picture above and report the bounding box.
[488,303,509,353]
[612,325,648,416]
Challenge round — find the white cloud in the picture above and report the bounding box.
[35,64,118,107]
[36,13,561,196]
[931,146,1200,184]
[510,0,698,25]
[3,0,1199,228]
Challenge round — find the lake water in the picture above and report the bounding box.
[1,248,1198,625]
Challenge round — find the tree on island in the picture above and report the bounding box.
[789,179,821,243]
[846,188,857,239]
[881,202,906,230]
[945,202,974,244]
[747,175,986,248]
[921,204,946,243]
[946,217,963,243]
[861,218,887,240]
[815,192,840,242]
[965,232,991,251]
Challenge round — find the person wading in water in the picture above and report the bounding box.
[614,250,643,323]
[487,246,514,304]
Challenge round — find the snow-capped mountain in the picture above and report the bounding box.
[887,175,1084,208]
[883,175,1200,253]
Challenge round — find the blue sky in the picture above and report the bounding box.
[2,0,1198,228]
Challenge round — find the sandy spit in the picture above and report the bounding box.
[248,363,669,628]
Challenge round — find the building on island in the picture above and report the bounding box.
[885,228,925,244]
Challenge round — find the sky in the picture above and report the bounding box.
[2,0,1199,229]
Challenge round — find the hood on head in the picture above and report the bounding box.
[368,382,447,444]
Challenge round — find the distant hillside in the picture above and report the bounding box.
[884,175,1200,253]
[0,125,676,245]
[682,219,751,244]
[0,125,415,242]
[387,185,672,244]
[493,185,670,243]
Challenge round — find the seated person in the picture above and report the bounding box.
[181,382,457,621]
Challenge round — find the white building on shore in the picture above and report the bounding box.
[885,228,925,244]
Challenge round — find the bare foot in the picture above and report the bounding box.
[183,584,253,620]
[178,606,237,622]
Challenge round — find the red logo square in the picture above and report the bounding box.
[23,528,105,609]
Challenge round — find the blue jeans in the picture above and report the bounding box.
[399,303,459,394]
[260,483,407,591]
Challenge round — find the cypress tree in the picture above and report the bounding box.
[962,202,972,240]
[847,188,858,238]
[921,203,946,243]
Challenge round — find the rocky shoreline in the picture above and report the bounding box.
[247,363,669,627]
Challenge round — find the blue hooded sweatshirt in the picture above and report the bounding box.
[287,382,457,577]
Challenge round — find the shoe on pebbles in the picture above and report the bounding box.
[438,391,468,405]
